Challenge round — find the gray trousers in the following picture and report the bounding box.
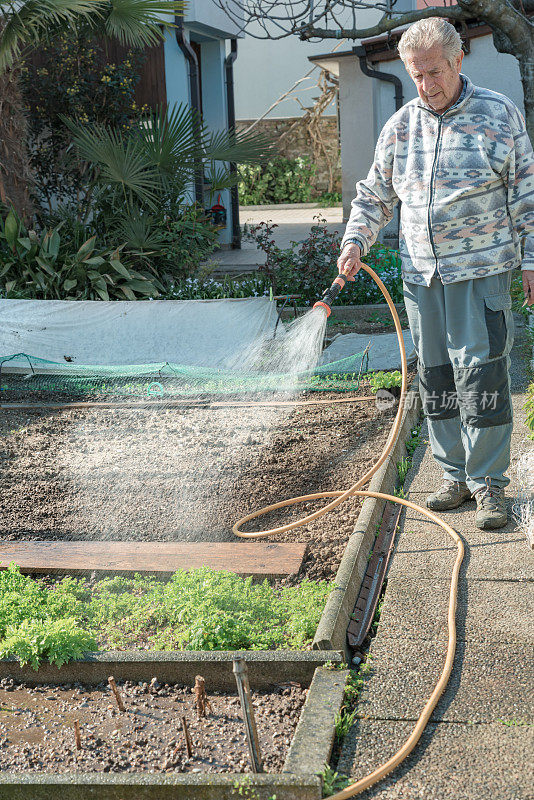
[403,270,515,494]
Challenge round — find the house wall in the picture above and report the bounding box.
[233,5,381,121]
[340,32,525,247]
[163,5,243,247]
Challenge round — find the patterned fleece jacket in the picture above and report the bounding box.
[340,73,534,285]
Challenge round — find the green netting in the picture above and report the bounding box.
[0,349,370,400]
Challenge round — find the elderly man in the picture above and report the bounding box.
[339,18,534,529]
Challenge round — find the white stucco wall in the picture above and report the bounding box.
[233,5,381,120]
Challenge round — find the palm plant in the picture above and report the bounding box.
[0,0,187,71]
[62,103,276,256]
[0,0,186,218]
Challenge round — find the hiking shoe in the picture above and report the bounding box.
[426,480,472,511]
[474,479,508,529]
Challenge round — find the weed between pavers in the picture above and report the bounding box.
[0,564,332,669]
[232,775,277,799]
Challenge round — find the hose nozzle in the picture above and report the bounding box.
[313,274,348,317]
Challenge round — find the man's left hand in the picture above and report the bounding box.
[522,269,534,306]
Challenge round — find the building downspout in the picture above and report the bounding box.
[352,45,404,111]
[225,38,241,249]
[352,45,403,244]
[175,14,205,207]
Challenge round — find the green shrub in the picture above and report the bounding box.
[316,191,342,207]
[0,207,164,300]
[20,27,145,209]
[238,155,316,205]
[245,217,403,305]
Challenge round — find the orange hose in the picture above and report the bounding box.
[233,263,464,797]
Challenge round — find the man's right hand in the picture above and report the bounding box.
[337,243,364,281]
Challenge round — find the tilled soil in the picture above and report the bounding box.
[0,676,305,774]
[0,380,414,584]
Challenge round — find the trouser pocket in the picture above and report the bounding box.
[483,292,512,359]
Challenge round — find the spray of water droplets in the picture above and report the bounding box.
[56,308,328,540]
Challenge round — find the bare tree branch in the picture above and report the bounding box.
[216,0,534,143]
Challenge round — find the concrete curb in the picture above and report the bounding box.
[284,667,349,775]
[0,649,344,690]
[312,381,422,658]
[240,203,341,211]
[0,773,322,800]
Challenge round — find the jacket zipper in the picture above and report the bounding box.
[428,114,443,274]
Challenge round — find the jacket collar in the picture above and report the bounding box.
[414,72,474,116]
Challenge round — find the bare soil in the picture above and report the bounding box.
[0,375,414,585]
[0,676,305,774]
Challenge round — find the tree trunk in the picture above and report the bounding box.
[516,48,534,146]
[0,65,34,221]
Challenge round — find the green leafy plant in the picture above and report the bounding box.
[0,207,163,300]
[525,382,534,438]
[405,423,423,457]
[319,764,351,797]
[397,455,411,485]
[245,218,403,305]
[334,707,357,742]
[316,191,342,207]
[238,155,316,205]
[0,0,187,73]
[0,618,97,670]
[20,29,146,209]
[0,564,332,668]
[368,370,402,393]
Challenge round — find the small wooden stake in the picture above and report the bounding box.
[194,675,213,718]
[73,719,82,751]
[108,676,125,712]
[232,658,263,773]
[181,715,193,758]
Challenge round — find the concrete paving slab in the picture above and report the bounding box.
[337,718,534,800]
[354,637,534,724]
[387,510,532,582]
[375,576,534,645]
[201,206,343,273]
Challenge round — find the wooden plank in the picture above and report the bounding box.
[0,541,306,578]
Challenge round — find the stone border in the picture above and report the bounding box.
[313,381,422,658]
[239,202,341,211]
[284,667,349,775]
[0,391,416,796]
[0,650,344,691]
[0,773,322,800]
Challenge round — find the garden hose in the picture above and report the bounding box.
[233,263,465,798]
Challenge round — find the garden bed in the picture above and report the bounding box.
[281,302,410,338]
[0,372,417,676]
[0,676,305,775]
[0,381,414,588]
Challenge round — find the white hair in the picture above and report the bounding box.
[398,18,463,67]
